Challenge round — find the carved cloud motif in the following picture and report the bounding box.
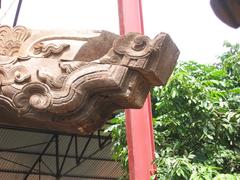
[13,82,52,113]
[33,42,70,58]
[0,26,179,134]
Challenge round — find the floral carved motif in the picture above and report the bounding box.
[0,25,30,56]
[0,25,179,134]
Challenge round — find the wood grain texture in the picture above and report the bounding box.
[0,25,179,134]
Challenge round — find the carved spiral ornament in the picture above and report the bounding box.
[0,25,179,134]
[13,83,52,113]
[113,33,151,58]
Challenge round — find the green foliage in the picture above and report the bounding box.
[213,174,240,180]
[105,113,129,179]
[106,42,240,179]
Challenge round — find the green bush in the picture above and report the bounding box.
[106,42,240,180]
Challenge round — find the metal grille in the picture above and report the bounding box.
[0,125,122,180]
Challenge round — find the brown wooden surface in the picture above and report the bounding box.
[0,25,179,134]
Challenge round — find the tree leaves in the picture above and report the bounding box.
[107,42,240,179]
[152,42,240,179]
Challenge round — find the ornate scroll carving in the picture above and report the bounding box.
[13,82,52,113]
[0,25,179,134]
[33,43,70,57]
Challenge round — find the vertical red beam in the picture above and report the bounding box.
[118,0,156,179]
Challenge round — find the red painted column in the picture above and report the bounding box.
[117,0,156,179]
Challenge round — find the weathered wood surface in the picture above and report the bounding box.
[0,25,179,134]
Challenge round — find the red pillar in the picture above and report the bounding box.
[117,0,156,179]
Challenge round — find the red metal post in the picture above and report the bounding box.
[118,0,156,179]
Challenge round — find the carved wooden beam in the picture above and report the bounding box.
[0,25,179,134]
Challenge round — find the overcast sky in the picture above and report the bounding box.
[1,0,240,64]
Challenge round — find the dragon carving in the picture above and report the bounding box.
[0,25,179,134]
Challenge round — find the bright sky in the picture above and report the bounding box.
[1,0,240,64]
